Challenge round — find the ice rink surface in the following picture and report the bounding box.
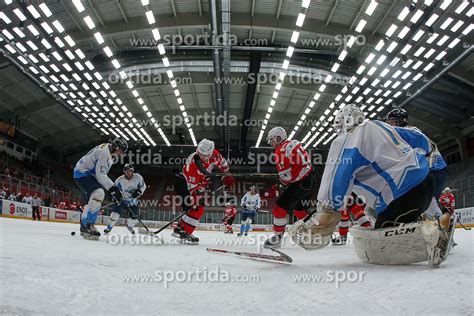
[0,217,472,315]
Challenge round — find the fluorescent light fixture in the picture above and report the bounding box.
[424,48,436,58]
[440,17,453,30]
[166,70,173,78]
[27,5,41,19]
[462,24,472,35]
[365,1,378,16]
[392,70,402,78]
[413,73,423,81]
[325,74,333,83]
[275,82,282,90]
[0,12,11,24]
[455,1,469,13]
[426,33,439,44]
[356,65,366,74]
[2,29,13,40]
[380,68,389,77]
[440,0,452,10]
[152,28,160,40]
[424,63,434,72]
[398,7,410,21]
[112,59,121,69]
[360,77,368,85]
[84,16,95,29]
[425,14,438,27]
[39,3,52,17]
[13,8,27,21]
[437,35,449,46]
[64,36,75,47]
[450,21,464,32]
[27,25,39,36]
[103,46,113,57]
[376,55,386,65]
[398,26,410,39]
[338,50,348,61]
[375,39,384,51]
[26,40,38,50]
[290,31,299,43]
[41,22,54,34]
[414,47,425,57]
[146,11,155,24]
[410,10,424,23]
[75,49,85,59]
[162,57,170,67]
[412,60,423,70]
[94,32,104,44]
[346,35,356,48]
[448,38,460,49]
[15,42,27,52]
[367,67,377,76]
[386,42,398,53]
[331,63,340,72]
[319,84,326,92]
[52,20,65,33]
[141,0,150,5]
[72,0,85,12]
[282,59,290,69]
[158,44,166,55]
[296,13,305,27]
[401,44,412,54]
[390,57,400,66]
[385,24,397,37]
[85,61,94,70]
[413,30,425,41]
[355,19,367,33]
[365,53,375,63]
[435,51,447,60]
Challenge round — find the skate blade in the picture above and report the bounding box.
[82,234,100,241]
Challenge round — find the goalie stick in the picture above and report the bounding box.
[206,247,293,264]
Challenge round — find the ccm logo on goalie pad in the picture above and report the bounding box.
[384,227,417,237]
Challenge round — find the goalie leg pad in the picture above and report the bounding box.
[351,221,442,266]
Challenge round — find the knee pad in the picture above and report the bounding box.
[90,188,105,203]
[245,218,252,225]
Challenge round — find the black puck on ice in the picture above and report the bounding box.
[71,231,76,236]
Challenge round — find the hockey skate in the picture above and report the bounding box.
[331,234,347,246]
[237,232,243,237]
[264,233,283,249]
[103,227,112,234]
[431,213,456,268]
[82,224,101,241]
[172,227,199,244]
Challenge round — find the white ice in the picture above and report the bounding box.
[0,217,472,315]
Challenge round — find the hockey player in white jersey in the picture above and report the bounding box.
[73,138,128,239]
[104,164,146,234]
[290,104,452,266]
[238,185,261,236]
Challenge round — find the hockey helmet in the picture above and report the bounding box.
[197,139,215,156]
[386,108,408,127]
[266,126,287,145]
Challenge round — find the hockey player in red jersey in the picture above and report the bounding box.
[439,187,455,214]
[172,139,230,244]
[222,202,237,234]
[332,194,372,245]
[264,126,317,249]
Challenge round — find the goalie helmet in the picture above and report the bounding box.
[197,139,215,156]
[266,126,287,145]
[336,104,366,135]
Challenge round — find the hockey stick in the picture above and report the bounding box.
[456,216,471,230]
[150,185,227,235]
[206,247,293,264]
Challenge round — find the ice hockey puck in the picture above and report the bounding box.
[71,231,76,236]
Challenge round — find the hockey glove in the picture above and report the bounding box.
[108,186,123,204]
[131,189,142,199]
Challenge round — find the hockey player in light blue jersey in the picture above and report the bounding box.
[73,138,128,239]
[104,164,146,235]
[238,185,261,236]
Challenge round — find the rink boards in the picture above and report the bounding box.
[1,199,473,229]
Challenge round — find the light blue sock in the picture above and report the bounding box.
[245,223,251,233]
[240,224,245,234]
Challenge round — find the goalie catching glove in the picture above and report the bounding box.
[289,203,341,250]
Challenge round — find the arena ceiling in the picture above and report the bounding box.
[0,0,472,157]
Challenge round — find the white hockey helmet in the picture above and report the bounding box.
[337,104,365,134]
[197,139,215,156]
[443,187,451,192]
[225,202,231,207]
[266,126,287,145]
